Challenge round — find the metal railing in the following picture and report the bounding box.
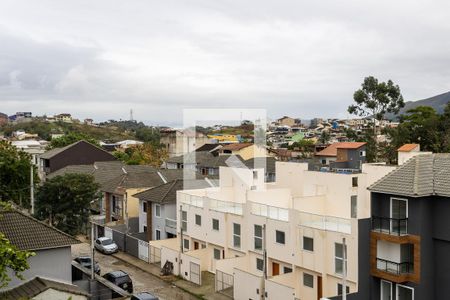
[165,218,177,229]
[372,216,408,235]
[376,258,413,275]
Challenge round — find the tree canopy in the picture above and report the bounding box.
[348,76,405,121]
[47,132,99,149]
[0,141,39,206]
[113,143,168,167]
[35,173,100,235]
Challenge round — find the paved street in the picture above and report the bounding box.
[72,243,198,300]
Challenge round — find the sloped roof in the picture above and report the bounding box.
[0,210,79,251]
[369,154,450,197]
[0,277,90,299]
[220,143,253,151]
[166,151,246,168]
[195,143,223,152]
[133,179,211,203]
[40,140,114,160]
[101,169,200,193]
[397,144,420,152]
[315,142,366,157]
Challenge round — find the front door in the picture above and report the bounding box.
[381,280,392,300]
[272,262,279,276]
[317,276,322,300]
[194,241,199,250]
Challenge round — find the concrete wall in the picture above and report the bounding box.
[233,268,263,300]
[265,277,295,300]
[4,247,72,289]
[34,288,87,300]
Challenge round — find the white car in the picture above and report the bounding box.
[94,237,119,254]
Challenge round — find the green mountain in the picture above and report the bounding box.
[387,91,450,120]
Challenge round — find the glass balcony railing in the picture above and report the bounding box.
[372,216,408,235]
[165,218,177,229]
[376,258,413,275]
[209,198,243,215]
[298,212,351,234]
[251,202,289,221]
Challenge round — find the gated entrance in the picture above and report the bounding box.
[190,261,201,285]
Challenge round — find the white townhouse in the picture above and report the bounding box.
[151,161,394,300]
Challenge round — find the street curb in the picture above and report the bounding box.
[110,252,205,300]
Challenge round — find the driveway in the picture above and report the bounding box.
[72,243,199,300]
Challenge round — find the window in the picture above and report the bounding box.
[233,223,241,248]
[195,214,202,226]
[381,280,392,300]
[156,229,161,240]
[143,225,147,232]
[303,273,314,288]
[351,195,357,218]
[253,170,258,180]
[396,284,414,300]
[303,236,314,252]
[155,204,161,217]
[352,177,358,187]
[254,225,263,250]
[337,284,350,295]
[212,218,219,231]
[283,267,292,274]
[275,230,285,244]
[183,239,189,250]
[181,210,187,231]
[360,150,366,157]
[256,258,264,271]
[143,202,147,213]
[335,243,347,275]
[391,198,408,234]
[214,248,221,260]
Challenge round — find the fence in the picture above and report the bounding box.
[216,270,234,298]
[94,221,150,263]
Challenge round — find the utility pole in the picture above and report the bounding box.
[263,224,267,280]
[124,192,129,234]
[91,217,95,280]
[30,165,34,215]
[342,237,347,300]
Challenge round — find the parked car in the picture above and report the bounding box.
[94,237,118,254]
[103,270,133,293]
[73,256,100,274]
[131,292,159,300]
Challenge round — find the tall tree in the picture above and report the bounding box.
[348,76,405,121]
[348,76,404,161]
[0,141,39,206]
[35,174,100,235]
[0,202,34,288]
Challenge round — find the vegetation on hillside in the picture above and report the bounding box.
[35,173,100,235]
[0,141,39,207]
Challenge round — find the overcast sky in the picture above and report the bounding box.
[1,0,450,126]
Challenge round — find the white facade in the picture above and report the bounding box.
[156,162,394,299]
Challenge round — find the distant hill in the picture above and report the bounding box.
[387,91,450,120]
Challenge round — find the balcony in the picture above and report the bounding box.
[165,218,177,229]
[376,258,413,275]
[372,216,408,236]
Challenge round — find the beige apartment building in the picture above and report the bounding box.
[151,161,394,300]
